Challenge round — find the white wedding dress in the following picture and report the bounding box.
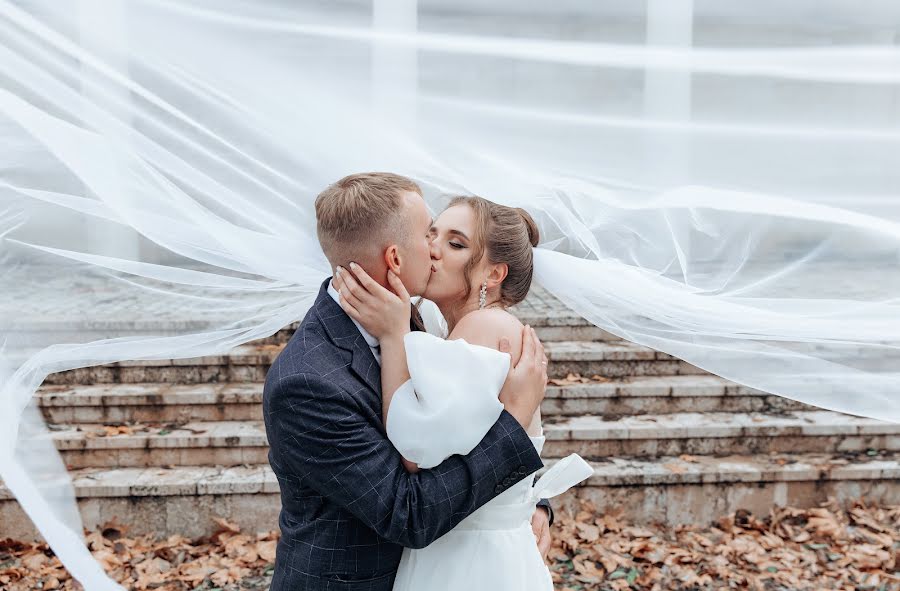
[386,330,593,591]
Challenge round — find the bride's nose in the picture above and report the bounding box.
[429,241,441,260]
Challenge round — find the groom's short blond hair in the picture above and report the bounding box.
[315,172,422,268]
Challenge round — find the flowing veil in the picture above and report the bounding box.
[1,0,899,587]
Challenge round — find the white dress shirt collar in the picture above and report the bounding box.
[328,280,381,362]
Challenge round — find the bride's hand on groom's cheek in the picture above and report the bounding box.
[334,263,411,339]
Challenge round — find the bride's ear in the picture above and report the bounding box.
[487,262,508,288]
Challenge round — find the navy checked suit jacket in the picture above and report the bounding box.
[263,278,546,590]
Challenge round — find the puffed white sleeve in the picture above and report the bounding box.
[385,331,510,469]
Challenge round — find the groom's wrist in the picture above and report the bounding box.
[536,499,554,527]
[506,402,535,429]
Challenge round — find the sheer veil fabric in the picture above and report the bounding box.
[1,1,899,587]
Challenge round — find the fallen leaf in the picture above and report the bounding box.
[663,463,688,474]
[212,517,241,534]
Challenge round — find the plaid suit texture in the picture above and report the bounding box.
[263,279,545,590]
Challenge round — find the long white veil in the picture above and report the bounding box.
[2,0,899,587]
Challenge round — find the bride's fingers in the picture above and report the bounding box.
[386,269,409,301]
[337,290,362,321]
[337,266,370,306]
[338,284,364,315]
[348,262,387,298]
[335,269,366,310]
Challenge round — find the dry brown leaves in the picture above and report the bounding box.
[549,498,900,591]
[550,373,611,387]
[256,344,286,354]
[80,424,141,439]
[77,423,208,440]
[0,517,276,591]
[4,500,900,590]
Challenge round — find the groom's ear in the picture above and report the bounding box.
[384,244,402,274]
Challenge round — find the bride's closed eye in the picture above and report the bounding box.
[429,226,465,249]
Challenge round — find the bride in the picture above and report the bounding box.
[333,195,592,591]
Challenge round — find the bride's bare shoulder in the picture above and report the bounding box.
[448,309,524,358]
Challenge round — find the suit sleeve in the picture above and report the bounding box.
[266,372,543,549]
[536,497,554,526]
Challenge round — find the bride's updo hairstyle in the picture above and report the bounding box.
[447,195,540,308]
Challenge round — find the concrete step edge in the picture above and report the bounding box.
[46,410,900,452]
[38,383,263,407]
[76,341,682,369]
[575,452,900,487]
[37,375,767,407]
[3,452,897,501]
[544,410,899,439]
[4,307,600,334]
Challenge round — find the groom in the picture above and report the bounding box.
[263,172,552,590]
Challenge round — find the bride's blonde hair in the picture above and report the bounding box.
[446,195,540,308]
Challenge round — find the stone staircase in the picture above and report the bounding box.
[2,287,899,539]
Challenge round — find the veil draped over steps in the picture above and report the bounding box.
[1,1,899,587]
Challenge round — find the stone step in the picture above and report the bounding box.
[36,376,811,424]
[543,375,811,416]
[47,411,900,469]
[50,421,269,469]
[0,465,277,540]
[544,410,900,459]
[38,383,264,424]
[258,312,614,345]
[42,341,705,385]
[2,451,898,539]
[20,318,613,349]
[42,344,281,386]
[557,450,900,526]
[545,341,704,378]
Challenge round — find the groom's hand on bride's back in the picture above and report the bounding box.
[498,325,548,429]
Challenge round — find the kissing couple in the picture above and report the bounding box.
[263,172,592,590]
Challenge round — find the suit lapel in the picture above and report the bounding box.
[314,278,383,399]
[349,340,382,398]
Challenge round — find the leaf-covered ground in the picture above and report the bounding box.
[0,517,275,591]
[550,499,900,591]
[2,499,899,590]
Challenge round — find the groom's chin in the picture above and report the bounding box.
[413,276,432,299]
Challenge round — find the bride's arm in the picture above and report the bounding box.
[378,333,420,473]
[334,266,544,472]
[449,309,543,436]
[333,265,419,472]
[378,333,410,426]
